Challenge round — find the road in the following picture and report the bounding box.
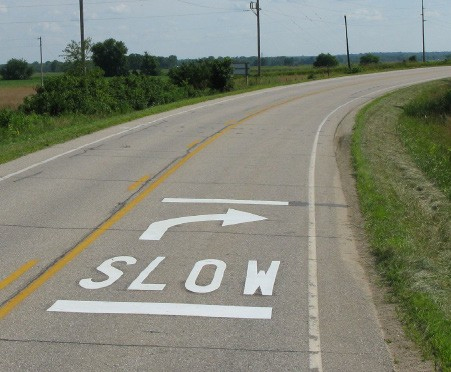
[1,67,450,371]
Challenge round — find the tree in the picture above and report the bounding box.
[408,55,417,63]
[0,58,33,80]
[140,52,159,76]
[127,53,143,71]
[91,38,128,77]
[360,53,380,65]
[313,53,339,76]
[61,38,93,75]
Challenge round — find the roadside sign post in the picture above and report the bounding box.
[233,63,250,86]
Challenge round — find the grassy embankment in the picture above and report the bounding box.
[0,60,450,165]
[352,80,450,370]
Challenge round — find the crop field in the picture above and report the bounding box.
[0,76,40,109]
[0,86,35,109]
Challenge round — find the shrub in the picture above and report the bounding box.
[21,70,115,115]
[169,57,234,92]
[21,71,188,116]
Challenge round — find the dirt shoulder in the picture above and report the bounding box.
[335,105,436,371]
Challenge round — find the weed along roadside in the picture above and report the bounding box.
[1,58,451,165]
[351,80,451,371]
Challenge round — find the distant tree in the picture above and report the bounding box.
[50,60,60,72]
[360,53,380,65]
[61,38,93,75]
[284,57,295,66]
[167,55,178,69]
[127,53,143,71]
[408,55,417,62]
[140,52,159,76]
[313,53,339,76]
[0,58,33,80]
[91,38,128,77]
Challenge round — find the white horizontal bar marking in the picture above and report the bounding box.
[162,198,289,206]
[48,300,272,319]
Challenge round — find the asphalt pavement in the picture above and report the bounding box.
[1,67,450,371]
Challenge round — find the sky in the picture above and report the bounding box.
[0,0,450,64]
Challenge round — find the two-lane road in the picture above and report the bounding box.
[1,67,450,371]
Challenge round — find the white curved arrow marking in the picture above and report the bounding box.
[139,209,267,241]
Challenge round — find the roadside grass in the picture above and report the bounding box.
[0,92,240,164]
[352,81,451,370]
[1,60,451,165]
[398,80,451,199]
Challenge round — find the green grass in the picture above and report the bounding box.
[352,82,451,370]
[397,80,451,199]
[0,73,59,88]
[0,77,40,88]
[0,92,245,164]
[1,60,451,165]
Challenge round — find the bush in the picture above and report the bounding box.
[169,57,233,92]
[0,58,34,80]
[21,71,188,116]
[21,70,115,115]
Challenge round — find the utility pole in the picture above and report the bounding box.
[250,0,261,77]
[344,15,351,70]
[38,36,44,87]
[79,0,86,74]
[422,0,426,63]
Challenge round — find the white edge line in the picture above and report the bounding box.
[0,74,444,184]
[47,300,272,320]
[0,90,270,184]
[306,79,441,371]
[162,198,289,206]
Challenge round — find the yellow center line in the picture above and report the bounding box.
[128,175,151,191]
[186,140,200,149]
[0,260,38,291]
[0,88,327,320]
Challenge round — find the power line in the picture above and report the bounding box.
[0,10,244,25]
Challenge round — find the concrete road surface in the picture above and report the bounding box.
[1,67,450,371]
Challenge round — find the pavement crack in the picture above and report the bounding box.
[0,338,307,354]
[12,171,43,182]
